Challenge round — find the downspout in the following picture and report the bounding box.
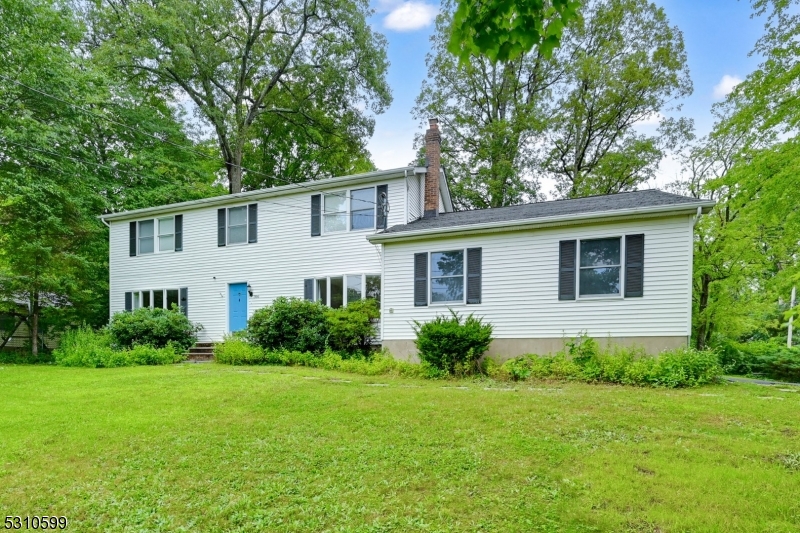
[99,216,110,228]
[692,206,702,227]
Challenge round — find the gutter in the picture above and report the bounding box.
[100,166,416,222]
[367,201,716,244]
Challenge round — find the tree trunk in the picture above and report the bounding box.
[30,292,39,357]
[695,273,711,350]
[227,155,243,194]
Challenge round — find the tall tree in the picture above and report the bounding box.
[416,0,691,208]
[90,0,392,193]
[541,0,692,198]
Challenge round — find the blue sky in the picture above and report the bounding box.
[365,0,767,188]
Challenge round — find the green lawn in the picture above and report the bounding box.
[1,364,799,532]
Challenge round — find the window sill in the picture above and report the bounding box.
[575,295,624,302]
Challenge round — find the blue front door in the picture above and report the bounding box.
[229,283,248,332]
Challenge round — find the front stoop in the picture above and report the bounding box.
[185,342,215,362]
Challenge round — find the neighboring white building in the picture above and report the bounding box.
[101,119,714,359]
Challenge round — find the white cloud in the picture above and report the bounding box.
[384,2,437,31]
[713,74,743,99]
[633,111,664,127]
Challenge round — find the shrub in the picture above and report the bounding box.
[757,346,800,382]
[413,310,493,375]
[109,307,201,351]
[214,336,265,365]
[247,297,328,353]
[492,340,721,388]
[326,299,380,356]
[54,326,118,368]
[127,344,184,365]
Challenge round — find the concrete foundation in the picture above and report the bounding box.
[382,336,689,362]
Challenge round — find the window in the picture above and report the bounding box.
[138,220,154,254]
[166,289,180,310]
[366,275,381,303]
[323,194,347,233]
[350,188,375,230]
[130,289,182,311]
[579,238,621,296]
[228,206,248,245]
[311,274,380,307]
[346,275,362,304]
[158,216,174,252]
[430,250,464,303]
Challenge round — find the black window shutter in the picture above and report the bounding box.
[217,208,226,247]
[179,287,188,316]
[124,292,133,312]
[248,203,258,243]
[466,248,482,304]
[559,240,577,301]
[310,195,321,236]
[304,279,314,301]
[129,221,137,257]
[414,253,428,307]
[376,184,388,229]
[625,234,645,297]
[174,215,183,252]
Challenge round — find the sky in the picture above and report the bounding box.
[364,0,767,193]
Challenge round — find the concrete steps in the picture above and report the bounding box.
[185,342,215,362]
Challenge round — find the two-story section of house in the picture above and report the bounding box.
[101,165,454,342]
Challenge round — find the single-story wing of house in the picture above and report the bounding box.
[100,119,715,360]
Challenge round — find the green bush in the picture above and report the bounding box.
[109,307,201,351]
[214,336,265,365]
[326,299,380,356]
[413,310,493,375]
[757,346,800,382]
[714,338,800,381]
[54,326,185,368]
[247,297,328,353]
[494,340,721,388]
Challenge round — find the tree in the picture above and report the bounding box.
[90,0,392,194]
[541,0,692,198]
[416,0,691,208]
[448,0,581,63]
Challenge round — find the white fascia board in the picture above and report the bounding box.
[99,166,415,222]
[367,201,716,244]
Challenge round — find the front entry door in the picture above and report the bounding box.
[229,283,248,332]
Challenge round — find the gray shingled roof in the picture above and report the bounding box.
[383,190,711,235]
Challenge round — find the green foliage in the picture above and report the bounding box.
[247,297,329,354]
[494,340,721,388]
[413,310,494,375]
[54,326,184,368]
[718,339,800,382]
[90,0,391,193]
[448,0,580,63]
[0,350,55,365]
[108,307,201,351]
[325,299,380,356]
[213,336,265,365]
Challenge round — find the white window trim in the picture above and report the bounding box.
[131,288,181,310]
[576,236,624,300]
[313,273,381,307]
[226,205,249,246]
[136,216,176,255]
[428,249,466,306]
[321,187,377,235]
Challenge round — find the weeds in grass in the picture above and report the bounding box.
[54,326,184,368]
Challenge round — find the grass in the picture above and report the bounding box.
[1,364,799,532]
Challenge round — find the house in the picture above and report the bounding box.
[101,119,714,360]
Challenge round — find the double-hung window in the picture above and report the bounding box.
[578,238,621,297]
[323,194,347,233]
[430,250,464,303]
[227,206,248,244]
[138,220,155,254]
[158,217,174,252]
[350,188,375,230]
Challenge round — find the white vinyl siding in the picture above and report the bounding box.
[406,173,422,221]
[109,175,409,342]
[381,215,694,341]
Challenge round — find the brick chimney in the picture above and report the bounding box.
[424,118,441,218]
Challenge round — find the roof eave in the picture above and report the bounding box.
[100,166,415,222]
[367,201,716,244]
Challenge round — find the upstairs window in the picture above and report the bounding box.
[228,206,248,244]
[350,188,375,230]
[217,204,257,246]
[158,217,174,252]
[323,194,347,233]
[138,220,154,255]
